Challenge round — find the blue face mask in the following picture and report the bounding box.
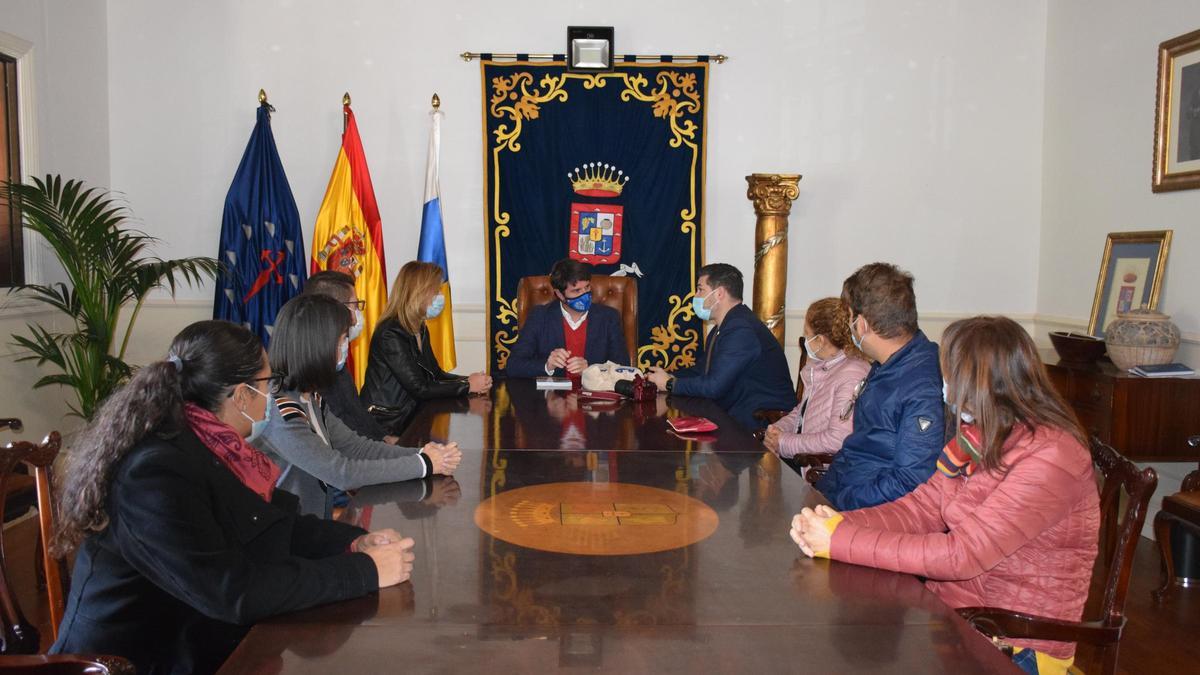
[335,338,349,371]
[426,294,446,319]
[241,384,273,443]
[564,291,592,313]
[848,316,864,351]
[692,290,716,321]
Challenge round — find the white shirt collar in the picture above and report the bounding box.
[560,304,588,331]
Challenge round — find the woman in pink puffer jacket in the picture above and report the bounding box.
[763,297,869,460]
[790,316,1099,675]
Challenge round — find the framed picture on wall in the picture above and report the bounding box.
[1153,28,1200,192]
[1088,230,1173,336]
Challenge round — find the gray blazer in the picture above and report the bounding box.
[254,389,432,518]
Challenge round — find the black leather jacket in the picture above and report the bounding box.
[360,318,469,432]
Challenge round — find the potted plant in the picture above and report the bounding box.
[2,175,217,420]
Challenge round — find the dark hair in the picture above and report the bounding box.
[54,321,265,555]
[270,294,353,393]
[697,263,743,300]
[841,262,918,339]
[303,270,356,301]
[941,316,1086,472]
[805,297,865,361]
[549,258,593,293]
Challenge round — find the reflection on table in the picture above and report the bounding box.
[218,380,1017,674]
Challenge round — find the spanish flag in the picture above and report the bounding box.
[418,100,456,370]
[311,97,387,388]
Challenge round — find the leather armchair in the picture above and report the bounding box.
[516,275,638,366]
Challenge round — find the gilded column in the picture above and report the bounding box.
[746,173,801,345]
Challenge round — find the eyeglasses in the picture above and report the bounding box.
[839,377,868,421]
[343,300,366,311]
[249,373,285,395]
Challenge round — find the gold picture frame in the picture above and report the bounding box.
[1088,230,1173,337]
[1153,28,1200,192]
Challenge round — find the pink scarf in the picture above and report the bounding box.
[183,402,280,502]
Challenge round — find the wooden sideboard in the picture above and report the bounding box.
[1043,350,1200,463]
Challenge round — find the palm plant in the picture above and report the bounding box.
[2,175,218,420]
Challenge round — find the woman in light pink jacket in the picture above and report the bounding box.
[764,297,870,460]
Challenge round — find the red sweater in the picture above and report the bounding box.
[829,425,1099,659]
[563,315,587,361]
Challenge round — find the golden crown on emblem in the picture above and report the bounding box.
[568,162,630,197]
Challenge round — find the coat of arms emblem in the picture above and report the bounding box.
[568,162,628,265]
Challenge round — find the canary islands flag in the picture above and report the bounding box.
[311,101,388,387]
[418,104,456,370]
[213,102,305,346]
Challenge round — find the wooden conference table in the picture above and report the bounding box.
[220,379,1016,673]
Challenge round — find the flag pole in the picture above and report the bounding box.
[342,91,351,133]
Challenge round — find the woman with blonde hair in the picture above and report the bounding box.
[361,261,491,433]
[763,297,870,461]
[790,316,1099,674]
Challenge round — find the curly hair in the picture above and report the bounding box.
[805,297,866,361]
[53,321,264,556]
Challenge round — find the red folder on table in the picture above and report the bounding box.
[668,416,718,434]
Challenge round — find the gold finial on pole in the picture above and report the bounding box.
[258,88,268,104]
[431,93,441,110]
[342,92,351,106]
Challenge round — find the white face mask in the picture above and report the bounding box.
[336,338,349,371]
[804,336,822,362]
[942,379,975,424]
[348,308,364,341]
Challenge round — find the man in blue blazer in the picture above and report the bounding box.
[506,259,630,377]
[647,263,796,431]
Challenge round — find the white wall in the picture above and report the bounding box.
[0,0,110,440]
[103,0,1049,328]
[1038,0,1200,532]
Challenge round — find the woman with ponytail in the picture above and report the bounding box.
[51,320,416,673]
[763,297,870,462]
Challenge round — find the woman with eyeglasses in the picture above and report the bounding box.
[361,261,491,434]
[257,294,462,518]
[50,320,416,673]
[763,297,869,462]
[789,316,1099,675]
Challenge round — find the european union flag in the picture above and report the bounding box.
[213,102,305,345]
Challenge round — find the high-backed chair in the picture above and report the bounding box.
[957,438,1157,675]
[0,654,135,674]
[0,433,64,654]
[515,275,638,365]
[1151,435,1200,602]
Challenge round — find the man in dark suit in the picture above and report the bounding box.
[647,263,795,431]
[506,258,630,377]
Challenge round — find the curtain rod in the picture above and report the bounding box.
[460,52,727,64]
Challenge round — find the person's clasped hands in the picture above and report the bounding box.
[352,528,416,587]
[422,441,462,474]
[789,504,841,558]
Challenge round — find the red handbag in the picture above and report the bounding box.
[667,416,718,434]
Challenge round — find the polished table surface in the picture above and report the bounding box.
[220,380,1017,673]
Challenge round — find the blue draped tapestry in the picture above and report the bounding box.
[481,60,710,373]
